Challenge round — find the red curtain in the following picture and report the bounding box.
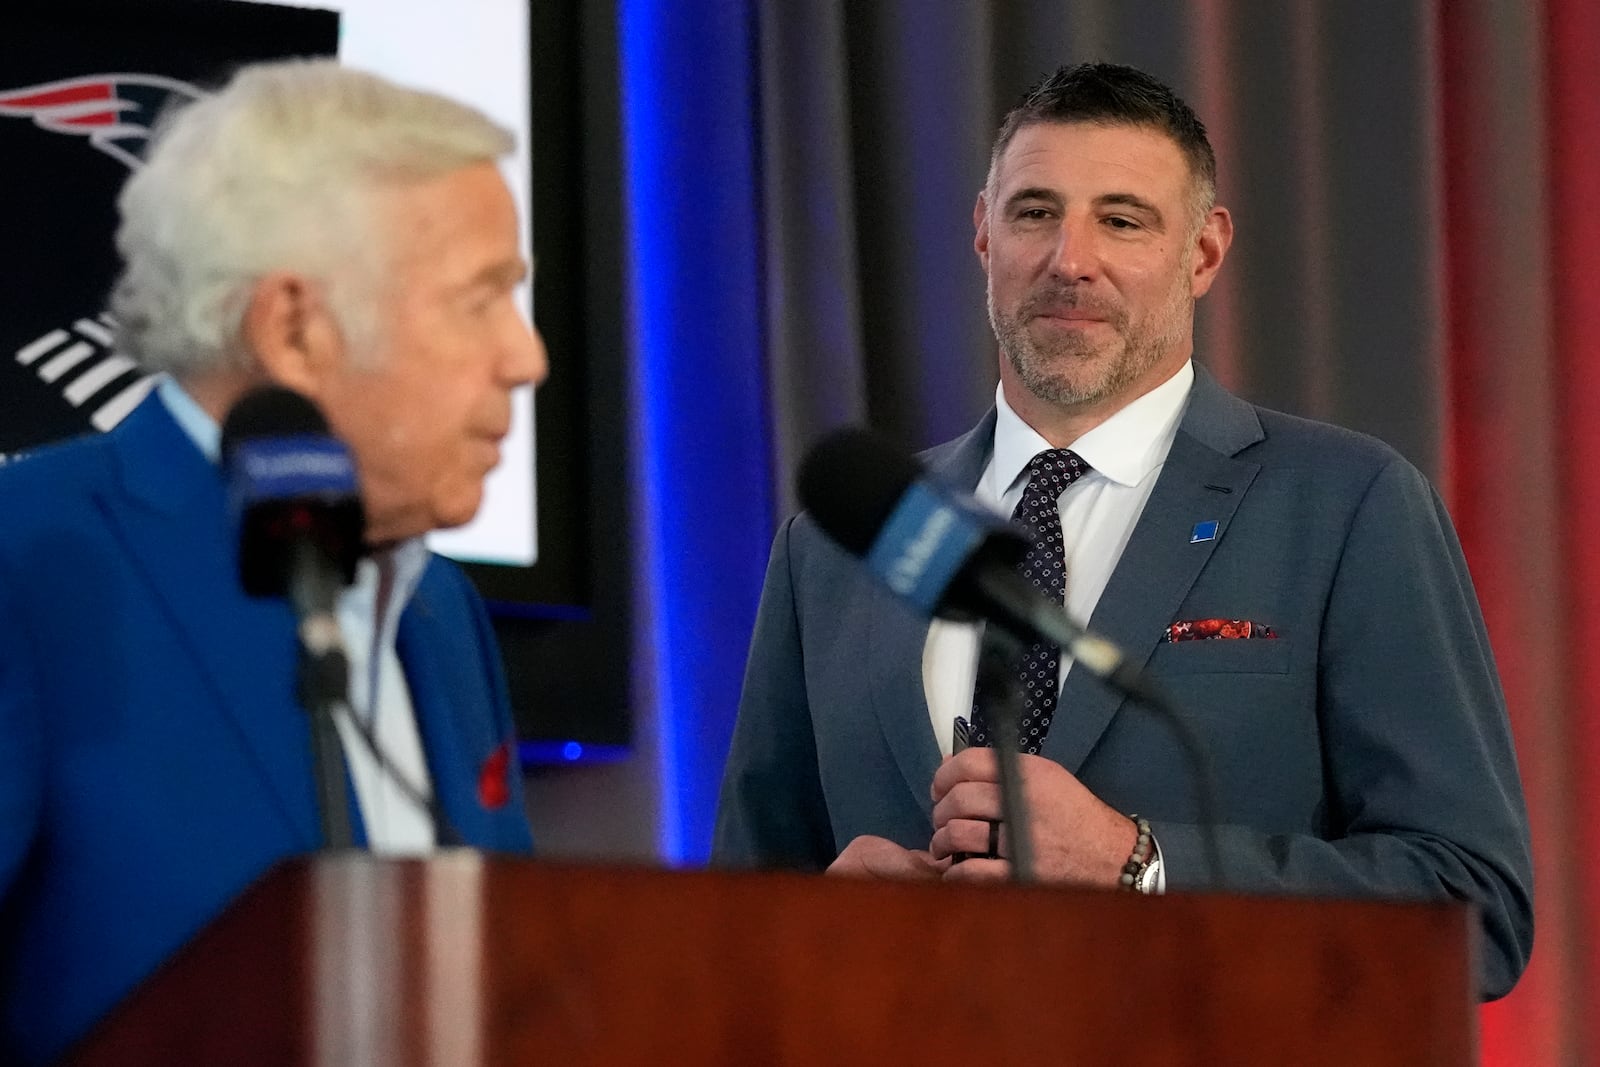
[1443,0,1600,1061]
[1546,0,1600,1059]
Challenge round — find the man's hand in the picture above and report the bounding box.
[928,748,1135,887]
[826,835,948,880]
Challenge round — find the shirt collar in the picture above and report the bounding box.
[342,539,432,634]
[988,359,1195,497]
[156,374,221,463]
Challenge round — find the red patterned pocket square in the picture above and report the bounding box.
[1163,618,1277,642]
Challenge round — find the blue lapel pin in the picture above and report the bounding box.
[1190,520,1219,544]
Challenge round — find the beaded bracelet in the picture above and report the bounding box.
[1119,815,1154,892]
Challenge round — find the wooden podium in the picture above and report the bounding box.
[63,853,1476,1065]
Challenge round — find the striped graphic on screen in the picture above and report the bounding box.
[12,315,154,433]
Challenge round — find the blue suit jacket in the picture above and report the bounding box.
[0,396,534,1064]
[713,366,1534,999]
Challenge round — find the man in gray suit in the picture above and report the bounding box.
[712,63,1531,998]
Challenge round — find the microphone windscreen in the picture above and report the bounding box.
[221,385,330,457]
[797,428,922,556]
[797,425,1027,620]
[220,385,364,597]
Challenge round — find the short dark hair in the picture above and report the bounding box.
[989,62,1216,222]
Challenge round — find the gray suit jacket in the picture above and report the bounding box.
[712,366,1533,999]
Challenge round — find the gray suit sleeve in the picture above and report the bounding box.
[1153,457,1534,1000]
[711,517,838,869]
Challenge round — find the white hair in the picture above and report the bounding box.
[110,59,515,376]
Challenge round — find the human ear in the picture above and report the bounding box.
[240,272,347,396]
[1190,206,1234,299]
[973,190,992,270]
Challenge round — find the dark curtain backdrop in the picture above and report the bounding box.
[740,0,1588,1061]
[759,0,1443,516]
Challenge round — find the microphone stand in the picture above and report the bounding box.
[290,540,355,850]
[976,627,1035,884]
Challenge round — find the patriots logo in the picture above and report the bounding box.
[0,73,203,171]
[0,73,205,451]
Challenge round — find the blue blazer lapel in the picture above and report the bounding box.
[1042,366,1265,772]
[396,564,506,847]
[98,396,322,845]
[866,412,999,813]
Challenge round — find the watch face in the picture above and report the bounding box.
[1138,857,1161,894]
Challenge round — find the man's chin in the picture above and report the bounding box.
[1027,378,1116,409]
[1012,351,1121,408]
[434,494,486,534]
[365,492,485,545]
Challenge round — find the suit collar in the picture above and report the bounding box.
[921,407,996,490]
[155,375,222,462]
[1180,361,1264,457]
[990,361,1195,493]
[109,387,225,517]
[920,361,1258,488]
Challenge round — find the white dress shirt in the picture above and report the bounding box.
[922,360,1194,750]
[159,377,438,853]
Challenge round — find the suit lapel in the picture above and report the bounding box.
[867,412,998,814]
[866,588,943,816]
[1042,366,1265,772]
[98,396,322,845]
[396,566,496,845]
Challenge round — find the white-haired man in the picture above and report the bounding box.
[0,60,546,1064]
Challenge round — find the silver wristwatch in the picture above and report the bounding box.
[1136,853,1162,894]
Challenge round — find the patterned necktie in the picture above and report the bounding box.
[968,448,1091,754]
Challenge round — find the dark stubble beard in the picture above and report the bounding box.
[989,270,1194,409]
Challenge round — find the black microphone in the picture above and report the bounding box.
[221,386,364,605]
[797,427,1156,703]
[222,385,363,849]
[798,427,1224,886]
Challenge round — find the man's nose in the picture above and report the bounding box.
[504,320,549,388]
[1047,213,1099,282]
